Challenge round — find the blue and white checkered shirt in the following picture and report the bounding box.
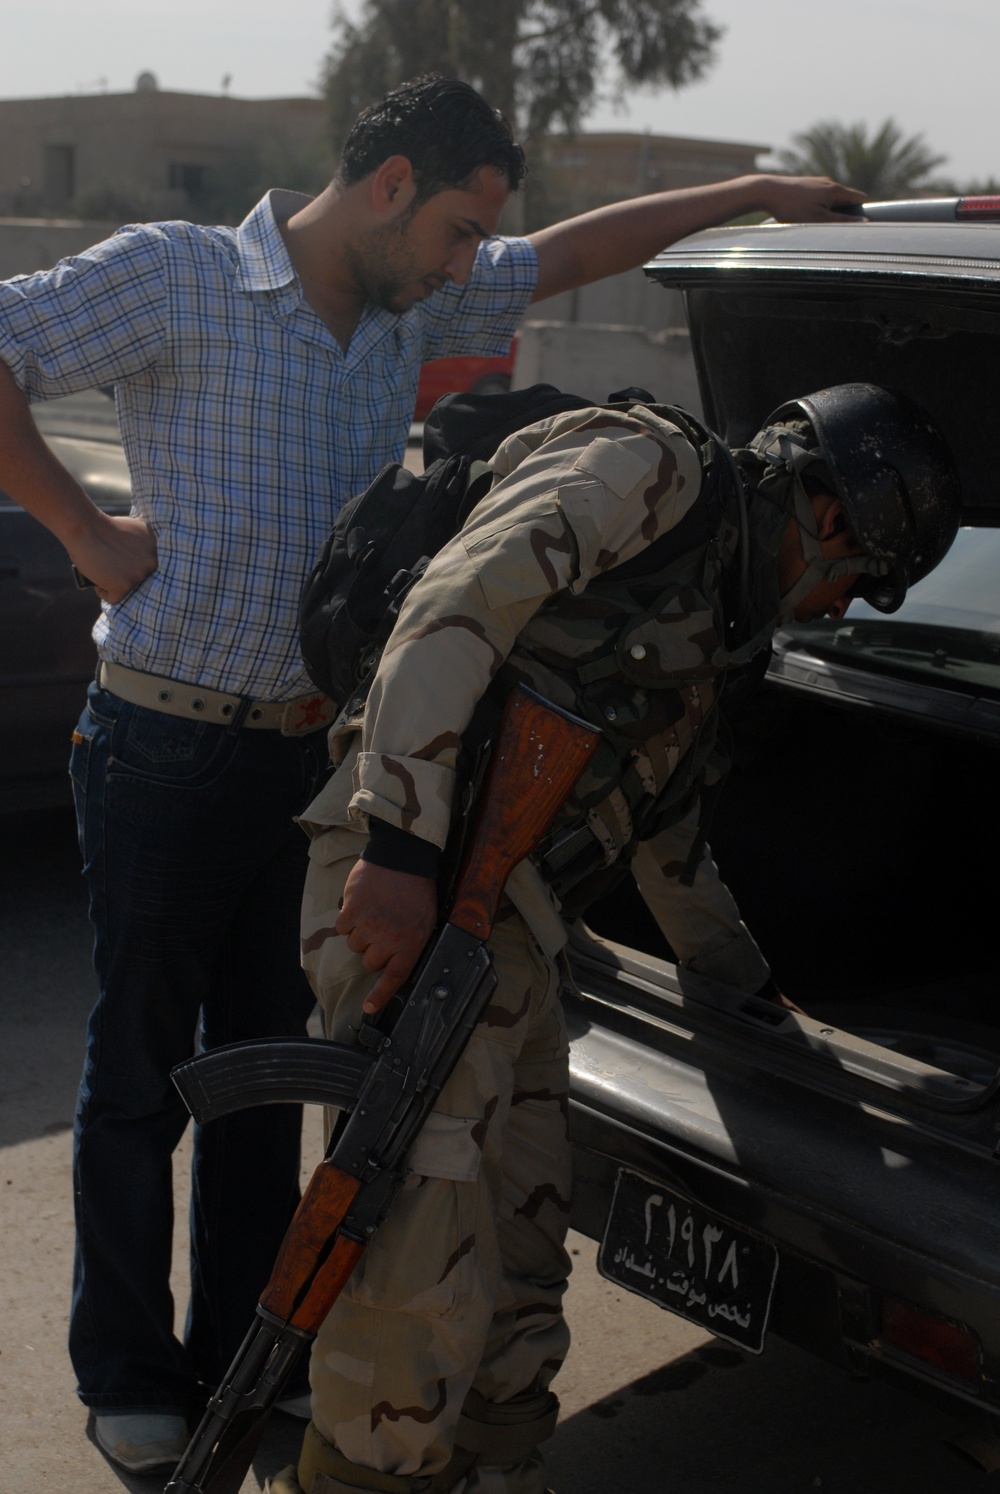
[0,190,537,700]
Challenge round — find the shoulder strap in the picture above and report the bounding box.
[610,398,751,633]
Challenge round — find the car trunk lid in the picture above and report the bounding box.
[645,220,1000,525]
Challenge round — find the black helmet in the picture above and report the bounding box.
[756,383,961,613]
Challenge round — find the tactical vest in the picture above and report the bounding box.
[501,408,776,913]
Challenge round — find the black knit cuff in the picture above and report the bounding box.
[360,817,442,880]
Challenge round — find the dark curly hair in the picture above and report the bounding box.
[337,74,526,203]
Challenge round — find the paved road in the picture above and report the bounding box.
[1,806,991,1492]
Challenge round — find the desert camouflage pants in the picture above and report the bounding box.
[296,826,572,1494]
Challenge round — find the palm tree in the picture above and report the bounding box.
[778,118,947,198]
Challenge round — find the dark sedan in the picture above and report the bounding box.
[569,209,1000,1471]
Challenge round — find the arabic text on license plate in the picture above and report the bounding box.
[598,1170,778,1353]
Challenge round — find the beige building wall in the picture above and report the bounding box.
[533,130,767,221]
[0,88,328,219]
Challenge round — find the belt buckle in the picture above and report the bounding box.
[279,693,332,736]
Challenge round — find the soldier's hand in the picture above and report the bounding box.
[337,860,438,1014]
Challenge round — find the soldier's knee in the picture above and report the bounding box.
[297,1421,435,1494]
[295,1389,556,1494]
[430,1387,558,1493]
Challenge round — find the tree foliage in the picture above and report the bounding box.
[189,139,335,225]
[71,178,157,223]
[778,118,947,199]
[936,173,1000,196]
[323,0,723,153]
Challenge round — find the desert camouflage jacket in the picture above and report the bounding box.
[306,404,772,991]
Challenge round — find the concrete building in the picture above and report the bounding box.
[0,79,764,227]
[0,77,329,220]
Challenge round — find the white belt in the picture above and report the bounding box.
[96,660,335,736]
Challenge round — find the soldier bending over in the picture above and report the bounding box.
[270,384,960,1494]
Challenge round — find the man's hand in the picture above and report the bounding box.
[336,860,438,1014]
[755,172,866,223]
[68,510,158,603]
[0,362,157,602]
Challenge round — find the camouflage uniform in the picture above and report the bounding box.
[284,407,774,1494]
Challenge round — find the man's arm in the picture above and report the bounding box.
[529,173,864,303]
[0,229,169,600]
[0,362,156,601]
[631,820,771,995]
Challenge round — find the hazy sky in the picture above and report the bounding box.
[6,0,996,186]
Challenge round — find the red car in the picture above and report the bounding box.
[413,335,518,422]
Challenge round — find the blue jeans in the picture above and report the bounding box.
[69,679,329,1414]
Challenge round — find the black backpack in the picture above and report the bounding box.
[298,384,599,712]
[297,382,726,714]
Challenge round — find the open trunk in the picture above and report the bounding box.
[588,662,1000,1071]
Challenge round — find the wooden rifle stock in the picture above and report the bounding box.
[449,687,602,941]
[258,1163,365,1333]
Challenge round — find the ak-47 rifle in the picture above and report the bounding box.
[164,685,601,1494]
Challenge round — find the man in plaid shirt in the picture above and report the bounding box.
[0,73,861,1475]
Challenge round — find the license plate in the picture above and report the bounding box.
[598,1170,778,1353]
